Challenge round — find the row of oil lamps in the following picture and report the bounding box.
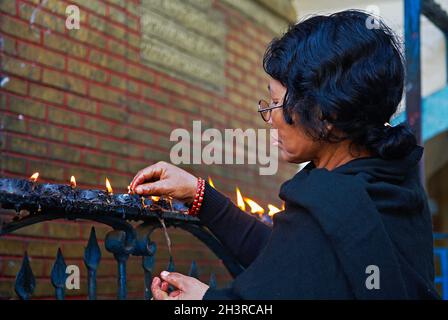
[28,173,283,219]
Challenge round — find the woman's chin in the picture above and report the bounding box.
[279,148,306,164]
[279,149,294,162]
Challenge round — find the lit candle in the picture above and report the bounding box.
[208,177,215,188]
[29,172,39,191]
[236,187,246,211]
[105,178,113,195]
[268,204,281,217]
[70,176,76,189]
[29,172,39,183]
[244,197,265,217]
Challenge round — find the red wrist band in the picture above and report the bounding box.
[188,177,205,216]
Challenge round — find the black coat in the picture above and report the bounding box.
[200,146,439,299]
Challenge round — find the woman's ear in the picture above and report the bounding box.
[319,120,334,140]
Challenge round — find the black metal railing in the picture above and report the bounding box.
[0,177,244,300]
[9,225,221,300]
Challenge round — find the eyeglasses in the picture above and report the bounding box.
[258,99,283,122]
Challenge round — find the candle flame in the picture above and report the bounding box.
[244,197,264,215]
[282,202,285,211]
[151,196,160,202]
[268,204,281,217]
[208,177,215,188]
[105,178,113,194]
[29,172,39,182]
[70,176,76,188]
[236,187,245,211]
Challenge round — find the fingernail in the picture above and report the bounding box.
[161,271,169,278]
[135,186,141,193]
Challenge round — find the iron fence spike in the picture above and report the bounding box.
[51,248,67,300]
[84,227,102,300]
[209,272,217,289]
[84,226,101,270]
[189,260,199,279]
[15,251,36,300]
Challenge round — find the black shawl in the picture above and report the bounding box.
[201,146,439,299]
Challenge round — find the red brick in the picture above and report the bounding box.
[0,15,40,43]
[17,42,65,70]
[29,83,64,104]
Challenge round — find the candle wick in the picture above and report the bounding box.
[158,217,172,257]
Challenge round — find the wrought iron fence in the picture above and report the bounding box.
[9,227,232,300]
[0,177,245,300]
[2,218,244,300]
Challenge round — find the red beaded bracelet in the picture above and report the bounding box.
[188,177,205,216]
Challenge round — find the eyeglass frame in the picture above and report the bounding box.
[258,88,290,122]
[257,99,284,122]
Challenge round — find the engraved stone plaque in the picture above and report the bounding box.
[140,0,227,92]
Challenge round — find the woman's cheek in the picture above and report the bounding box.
[279,148,291,161]
[278,142,296,162]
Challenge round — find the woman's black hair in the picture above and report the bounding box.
[263,10,417,159]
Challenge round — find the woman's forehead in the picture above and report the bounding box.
[268,80,286,95]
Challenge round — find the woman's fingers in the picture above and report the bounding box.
[169,290,182,298]
[130,164,164,191]
[134,180,169,196]
[130,161,197,203]
[151,277,169,300]
[151,277,182,300]
[130,167,160,190]
[160,271,187,291]
[161,281,169,292]
[155,271,209,300]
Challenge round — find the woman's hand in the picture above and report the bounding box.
[129,161,197,203]
[151,271,209,300]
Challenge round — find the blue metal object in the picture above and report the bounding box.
[134,227,157,300]
[105,230,136,300]
[401,0,448,179]
[400,2,448,297]
[209,272,217,289]
[84,227,101,300]
[15,252,36,300]
[167,255,175,273]
[405,0,422,146]
[2,213,241,300]
[142,251,156,300]
[50,248,67,300]
[392,85,448,143]
[446,34,448,83]
[189,260,199,279]
[434,233,448,240]
[404,0,424,183]
[166,255,176,294]
[434,248,448,299]
[434,233,448,299]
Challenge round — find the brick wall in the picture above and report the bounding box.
[0,0,297,299]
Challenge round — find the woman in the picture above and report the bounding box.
[130,10,439,299]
